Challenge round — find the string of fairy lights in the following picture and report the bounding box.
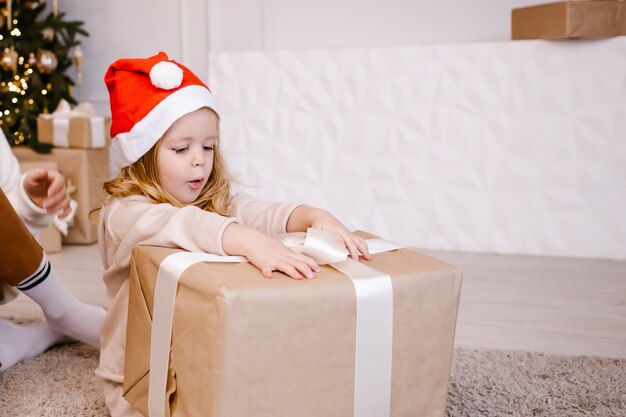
[0,0,85,148]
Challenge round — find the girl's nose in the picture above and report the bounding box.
[192,152,204,167]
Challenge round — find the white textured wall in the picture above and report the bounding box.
[210,38,626,259]
[61,0,540,114]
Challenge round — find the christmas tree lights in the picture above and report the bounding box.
[0,0,87,151]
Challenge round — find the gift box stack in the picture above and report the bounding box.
[124,231,463,417]
[13,100,110,245]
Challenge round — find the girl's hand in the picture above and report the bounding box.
[222,223,320,280]
[309,209,371,261]
[23,169,72,218]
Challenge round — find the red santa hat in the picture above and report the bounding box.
[105,52,219,168]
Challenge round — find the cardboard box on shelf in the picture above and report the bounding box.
[512,1,626,40]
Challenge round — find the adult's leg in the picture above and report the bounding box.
[0,185,43,285]
[0,319,66,371]
[0,188,104,349]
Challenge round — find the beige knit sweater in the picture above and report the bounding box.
[95,193,298,383]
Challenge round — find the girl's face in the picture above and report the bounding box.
[157,108,218,204]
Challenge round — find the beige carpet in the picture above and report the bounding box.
[1,338,624,416]
[447,348,625,417]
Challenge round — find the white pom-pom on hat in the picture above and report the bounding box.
[149,61,183,90]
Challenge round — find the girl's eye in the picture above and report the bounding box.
[204,145,215,151]
[174,146,188,154]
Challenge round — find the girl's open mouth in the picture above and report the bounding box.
[188,179,204,189]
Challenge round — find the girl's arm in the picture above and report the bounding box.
[104,197,239,258]
[286,206,371,261]
[222,222,320,280]
[105,197,319,280]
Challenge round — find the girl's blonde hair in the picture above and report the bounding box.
[103,110,231,216]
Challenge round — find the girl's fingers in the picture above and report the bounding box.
[261,266,274,278]
[294,253,320,272]
[330,228,366,261]
[285,256,320,279]
[336,231,360,260]
[278,262,304,280]
[341,234,371,261]
[259,260,307,280]
[355,236,371,260]
[273,255,318,280]
[291,260,315,279]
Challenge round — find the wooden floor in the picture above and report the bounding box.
[1,244,625,359]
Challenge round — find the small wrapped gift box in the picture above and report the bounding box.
[512,1,626,40]
[124,231,463,417]
[13,146,109,244]
[37,100,111,149]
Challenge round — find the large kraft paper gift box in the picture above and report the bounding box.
[12,146,109,244]
[124,231,463,417]
[512,0,626,40]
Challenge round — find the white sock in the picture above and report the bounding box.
[17,256,104,348]
[0,318,66,371]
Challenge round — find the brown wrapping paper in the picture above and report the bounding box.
[37,116,111,149]
[512,1,626,40]
[13,146,109,244]
[18,160,62,253]
[124,232,463,417]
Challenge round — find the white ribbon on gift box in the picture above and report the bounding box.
[39,99,105,148]
[148,229,401,417]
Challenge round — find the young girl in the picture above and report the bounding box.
[97,52,370,416]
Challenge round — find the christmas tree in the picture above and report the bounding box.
[0,0,87,152]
